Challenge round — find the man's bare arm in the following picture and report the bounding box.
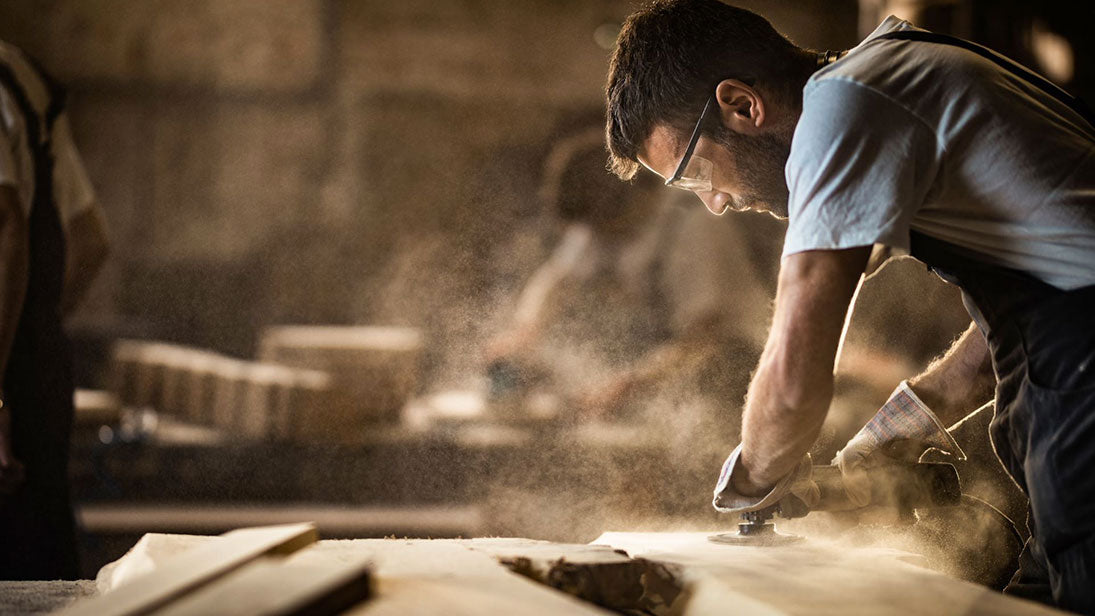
[484,224,593,361]
[907,321,995,426]
[732,246,869,496]
[61,205,109,315]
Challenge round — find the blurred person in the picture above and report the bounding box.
[485,128,771,458]
[605,1,1094,610]
[0,40,108,580]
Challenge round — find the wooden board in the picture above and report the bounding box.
[154,557,372,616]
[89,535,610,615]
[59,523,317,616]
[78,531,1068,616]
[289,539,610,616]
[594,531,1068,616]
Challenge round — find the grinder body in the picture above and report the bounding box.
[710,461,962,545]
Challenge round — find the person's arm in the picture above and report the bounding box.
[731,246,869,496]
[485,224,593,361]
[622,318,726,385]
[60,204,109,315]
[830,321,993,505]
[50,114,109,315]
[907,321,995,426]
[577,315,726,414]
[0,186,28,490]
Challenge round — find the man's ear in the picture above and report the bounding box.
[714,79,766,134]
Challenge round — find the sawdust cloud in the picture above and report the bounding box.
[325,119,995,552]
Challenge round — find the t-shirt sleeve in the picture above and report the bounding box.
[783,78,940,257]
[50,114,99,224]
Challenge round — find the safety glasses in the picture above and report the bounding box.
[664,96,715,192]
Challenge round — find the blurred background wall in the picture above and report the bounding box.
[0,0,859,389]
[0,0,1089,390]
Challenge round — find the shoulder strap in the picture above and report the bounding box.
[876,29,1095,128]
[0,61,42,151]
[0,50,66,147]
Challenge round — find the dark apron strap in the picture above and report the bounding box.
[876,29,1095,129]
[0,52,78,581]
[0,58,67,312]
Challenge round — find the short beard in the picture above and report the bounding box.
[713,125,791,218]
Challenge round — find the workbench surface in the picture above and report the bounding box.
[4,532,1069,615]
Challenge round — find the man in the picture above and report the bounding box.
[485,128,771,463]
[604,1,1094,612]
[0,40,108,579]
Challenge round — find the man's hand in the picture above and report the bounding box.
[0,403,25,495]
[483,327,538,366]
[833,380,966,506]
[575,372,638,420]
[713,443,820,514]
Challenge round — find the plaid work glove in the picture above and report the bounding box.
[712,443,820,515]
[833,380,966,507]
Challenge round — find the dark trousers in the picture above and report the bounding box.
[0,355,79,580]
[911,232,1095,614]
[0,318,78,580]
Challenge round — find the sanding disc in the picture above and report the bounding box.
[707,529,805,547]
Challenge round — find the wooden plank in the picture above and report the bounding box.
[0,581,99,614]
[154,557,372,616]
[594,532,1069,616]
[77,504,483,538]
[58,523,317,616]
[96,533,217,594]
[285,539,612,615]
[348,578,587,616]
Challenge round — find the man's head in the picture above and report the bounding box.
[540,128,662,230]
[605,0,812,218]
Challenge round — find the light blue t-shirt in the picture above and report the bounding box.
[784,17,1095,290]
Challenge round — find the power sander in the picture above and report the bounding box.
[709,461,961,546]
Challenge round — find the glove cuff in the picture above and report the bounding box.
[712,445,815,513]
[860,380,966,460]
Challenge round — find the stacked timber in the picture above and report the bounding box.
[108,340,333,443]
[257,326,424,432]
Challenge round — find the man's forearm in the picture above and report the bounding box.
[62,206,109,314]
[733,247,869,495]
[907,321,995,426]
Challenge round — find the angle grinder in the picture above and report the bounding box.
[709,461,962,546]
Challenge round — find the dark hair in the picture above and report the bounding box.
[540,128,661,223]
[605,0,807,179]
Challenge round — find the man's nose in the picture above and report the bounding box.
[699,193,728,216]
